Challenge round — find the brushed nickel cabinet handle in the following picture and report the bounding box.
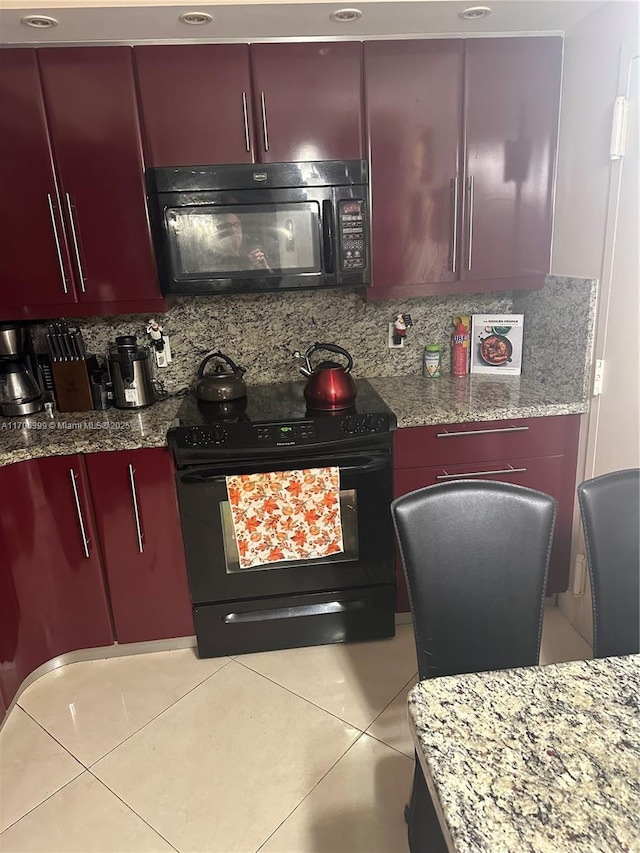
[436,425,530,438]
[46,194,68,295]
[436,466,528,480]
[466,175,475,271]
[260,91,269,152]
[450,176,459,273]
[65,193,86,293]
[242,92,250,152]
[69,468,90,558]
[128,463,144,554]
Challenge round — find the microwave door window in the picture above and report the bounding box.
[165,205,322,280]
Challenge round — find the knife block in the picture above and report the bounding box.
[52,356,99,412]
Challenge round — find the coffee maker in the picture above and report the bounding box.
[0,322,44,416]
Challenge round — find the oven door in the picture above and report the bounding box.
[175,449,394,604]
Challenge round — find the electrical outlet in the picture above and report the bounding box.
[592,359,604,396]
[388,323,404,349]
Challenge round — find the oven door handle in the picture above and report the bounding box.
[178,455,388,484]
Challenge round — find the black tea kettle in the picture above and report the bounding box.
[195,351,247,402]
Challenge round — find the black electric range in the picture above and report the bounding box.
[168,378,397,465]
[167,379,398,658]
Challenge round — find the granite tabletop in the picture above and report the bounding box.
[408,655,640,853]
[0,374,588,468]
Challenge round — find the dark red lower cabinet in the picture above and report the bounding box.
[85,447,194,644]
[0,455,114,707]
[393,416,581,611]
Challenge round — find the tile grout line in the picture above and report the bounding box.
[86,768,180,853]
[232,657,371,732]
[2,660,235,844]
[233,656,417,735]
[84,657,234,768]
[0,770,86,837]
[365,671,419,731]
[4,658,231,839]
[253,732,368,853]
[15,656,234,773]
[0,709,86,836]
[365,730,417,761]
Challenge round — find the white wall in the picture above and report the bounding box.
[551,0,639,643]
[552,0,639,278]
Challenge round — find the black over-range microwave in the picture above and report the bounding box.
[146,160,370,295]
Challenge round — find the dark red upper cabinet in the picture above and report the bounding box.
[38,47,160,304]
[135,45,256,167]
[85,448,194,644]
[365,36,561,298]
[461,38,562,282]
[250,42,364,163]
[134,42,363,167]
[0,456,113,707]
[364,40,463,295]
[0,49,78,310]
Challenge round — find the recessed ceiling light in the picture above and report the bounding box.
[21,14,58,28]
[179,11,214,25]
[330,8,363,23]
[459,6,492,20]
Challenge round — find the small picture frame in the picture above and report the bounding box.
[470,314,524,375]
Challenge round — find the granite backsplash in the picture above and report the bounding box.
[513,275,597,402]
[56,275,595,398]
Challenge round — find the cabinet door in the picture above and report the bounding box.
[250,42,364,163]
[394,454,571,602]
[0,49,77,309]
[135,45,255,167]
[85,448,194,644]
[38,47,160,304]
[365,40,463,293]
[461,38,562,282]
[0,456,113,707]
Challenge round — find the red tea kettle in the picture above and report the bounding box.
[296,342,357,411]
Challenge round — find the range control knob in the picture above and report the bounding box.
[212,425,228,445]
[342,415,357,434]
[184,427,201,446]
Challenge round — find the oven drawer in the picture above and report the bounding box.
[193,585,395,657]
[394,415,578,469]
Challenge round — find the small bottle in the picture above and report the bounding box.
[423,344,442,378]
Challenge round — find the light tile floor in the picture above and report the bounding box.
[0,607,592,853]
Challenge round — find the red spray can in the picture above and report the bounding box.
[452,315,470,376]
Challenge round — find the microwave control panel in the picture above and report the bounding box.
[338,200,366,271]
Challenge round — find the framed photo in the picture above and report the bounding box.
[470,314,524,375]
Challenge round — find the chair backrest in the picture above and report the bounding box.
[577,468,640,658]
[392,480,557,680]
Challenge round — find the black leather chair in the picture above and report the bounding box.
[577,468,640,659]
[392,479,557,852]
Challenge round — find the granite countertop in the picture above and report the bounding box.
[408,655,640,853]
[0,374,588,468]
[367,374,588,428]
[0,397,183,468]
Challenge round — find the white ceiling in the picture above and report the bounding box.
[0,0,607,46]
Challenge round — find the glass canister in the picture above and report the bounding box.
[422,344,442,378]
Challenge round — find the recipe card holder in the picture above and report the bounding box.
[52,355,99,412]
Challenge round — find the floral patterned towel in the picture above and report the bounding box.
[226,467,344,570]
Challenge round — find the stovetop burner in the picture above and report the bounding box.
[168,379,396,459]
